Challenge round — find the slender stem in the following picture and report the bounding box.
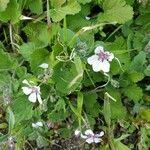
[90,73,110,93]
[107,127,116,150]
[25,140,34,150]
[9,23,15,52]
[105,25,122,41]
[68,22,117,47]
[85,68,96,88]
[46,0,51,26]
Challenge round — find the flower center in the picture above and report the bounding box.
[31,87,38,93]
[97,51,110,62]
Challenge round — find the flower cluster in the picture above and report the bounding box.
[75,129,104,144]
[87,46,114,73]
[22,80,42,104]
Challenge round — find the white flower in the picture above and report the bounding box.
[22,79,42,104]
[82,129,104,144]
[75,129,104,144]
[87,46,114,72]
[32,122,43,128]
[39,63,49,69]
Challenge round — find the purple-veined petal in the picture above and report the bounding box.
[28,92,37,103]
[22,87,32,95]
[87,55,99,65]
[95,46,104,54]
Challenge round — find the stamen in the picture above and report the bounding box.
[98,51,110,62]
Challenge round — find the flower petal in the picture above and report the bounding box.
[87,55,99,65]
[80,133,88,139]
[86,137,94,144]
[22,79,30,86]
[98,131,105,137]
[75,129,81,136]
[99,61,110,73]
[85,129,94,136]
[37,94,42,104]
[22,87,32,95]
[32,123,37,128]
[108,53,114,61]
[95,46,104,54]
[94,137,101,143]
[92,61,102,72]
[28,93,37,103]
[36,86,41,93]
[36,121,43,127]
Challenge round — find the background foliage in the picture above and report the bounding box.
[0,0,149,149]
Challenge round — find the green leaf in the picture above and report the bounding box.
[98,0,133,24]
[51,0,66,8]
[67,4,91,31]
[58,128,71,138]
[37,135,49,147]
[129,51,146,72]
[77,0,91,4]
[19,42,36,60]
[103,93,111,126]
[23,22,52,47]
[52,57,84,94]
[12,96,33,123]
[48,110,68,122]
[7,107,15,134]
[140,108,150,121]
[0,48,16,70]
[106,87,127,120]
[77,92,83,127]
[106,36,131,73]
[114,141,131,150]
[123,84,143,102]
[128,72,144,83]
[144,65,150,76]
[19,43,49,69]
[53,98,66,112]
[50,0,81,22]
[0,0,9,12]
[0,0,20,23]
[69,92,84,127]
[28,0,43,14]
[30,48,49,72]
[84,93,97,108]
[83,93,100,117]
